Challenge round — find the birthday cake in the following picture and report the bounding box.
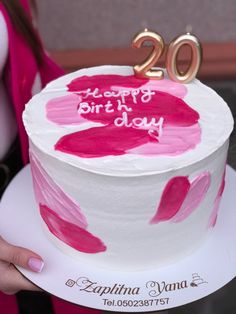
[23,65,233,270]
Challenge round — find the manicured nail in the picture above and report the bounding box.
[28,258,44,273]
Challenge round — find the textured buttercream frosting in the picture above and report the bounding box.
[23,66,234,270]
[23,66,233,176]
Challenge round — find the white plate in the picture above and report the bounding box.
[0,165,236,312]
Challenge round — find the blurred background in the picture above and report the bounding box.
[35,1,234,77]
[35,1,235,314]
[36,0,236,49]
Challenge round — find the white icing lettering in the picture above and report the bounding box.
[95,104,104,114]
[117,99,132,112]
[148,117,164,140]
[77,87,164,137]
[145,116,164,129]
[114,112,133,127]
[78,102,116,114]
[130,89,140,103]
[156,117,164,137]
[81,88,103,99]
[114,112,164,137]
[119,90,130,103]
[78,88,154,104]
[141,89,156,103]
[78,102,91,114]
[104,100,114,113]
[104,91,112,97]
[132,117,144,127]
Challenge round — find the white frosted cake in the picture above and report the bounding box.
[23,66,233,271]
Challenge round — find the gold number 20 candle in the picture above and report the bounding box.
[132,30,202,83]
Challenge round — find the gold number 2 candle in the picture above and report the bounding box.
[132,29,164,80]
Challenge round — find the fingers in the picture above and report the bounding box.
[0,237,45,295]
[0,236,44,273]
[0,263,42,295]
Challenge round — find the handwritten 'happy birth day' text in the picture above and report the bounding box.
[77,88,164,140]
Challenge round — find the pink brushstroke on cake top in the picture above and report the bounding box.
[150,172,211,224]
[46,74,201,158]
[30,151,106,253]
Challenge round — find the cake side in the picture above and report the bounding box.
[29,139,228,270]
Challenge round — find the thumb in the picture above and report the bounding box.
[0,236,44,273]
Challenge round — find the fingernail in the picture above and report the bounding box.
[28,258,44,273]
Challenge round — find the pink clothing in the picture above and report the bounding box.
[0,0,63,165]
[0,1,101,313]
[0,293,18,314]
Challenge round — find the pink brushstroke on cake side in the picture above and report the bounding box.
[150,177,190,223]
[46,74,201,158]
[208,171,226,228]
[40,204,106,253]
[30,150,107,253]
[30,150,87,228]
[151,172,211,224]
[172,172,211,223]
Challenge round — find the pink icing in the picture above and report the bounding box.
[208,171,226,228]
[172,172,211,223]
[128,124,200,155]
[150,177,190,223]
[47,94,87,125]
[55,125,152,158]
[135,78,187,99]
[67,75,188,99]
[40,204,106,253]
[30,151,87,228]
[30,151,106,253]
[66,77,196,127]
[46,74,201,158]
[151,172,211,224]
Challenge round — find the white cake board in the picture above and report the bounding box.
[0,165,236,312]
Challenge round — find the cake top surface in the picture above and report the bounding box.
[23,65,234,176]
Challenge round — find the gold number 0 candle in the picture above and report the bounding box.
[166,33,202,83]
